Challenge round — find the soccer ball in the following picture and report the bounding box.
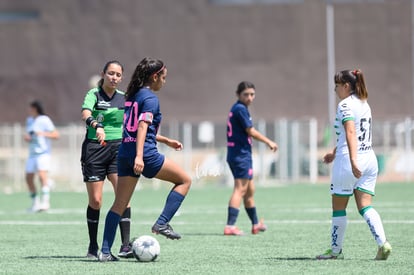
[131,235,160,262]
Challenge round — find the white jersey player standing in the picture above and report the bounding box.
[24,101,59,212]
[316,69,392,260]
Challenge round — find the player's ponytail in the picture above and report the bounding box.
[334,69,368,100]
[353,69,368,100]
[30,100,45,115]
[125,57,165,100]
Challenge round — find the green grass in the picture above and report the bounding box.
[1,182,413,274]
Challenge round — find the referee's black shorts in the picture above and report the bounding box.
[81,139,121,182]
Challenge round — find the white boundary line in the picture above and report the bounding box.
[1,220,413,225]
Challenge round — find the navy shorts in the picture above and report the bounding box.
[118,152,165,178]
[227,159,253,180]
[81,139,120,182]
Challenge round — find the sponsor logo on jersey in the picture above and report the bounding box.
[97,100,111,108]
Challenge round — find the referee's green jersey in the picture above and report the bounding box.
[82,87,125,141]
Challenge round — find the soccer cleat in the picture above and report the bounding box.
[224,225,244,236]
[316,249,344,260]
[117,244,134,258]
[86,246,99,259]
[86,250,98,259]
[98,252,119,262]
[152,223,181,240]
[252,219,267,234]
[39,201,50,212]
[375,241,392,260]
[27,198,41,213]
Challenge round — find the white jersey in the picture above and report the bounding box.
[26,115,56,156]
[334,94,373,156]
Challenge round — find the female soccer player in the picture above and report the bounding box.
[316,69,392,260]
[224,81,278,236]
[99,57,192,262]
[24,100,59,212]
[81,61,132,259]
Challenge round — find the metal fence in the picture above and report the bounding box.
[1,117,413,193]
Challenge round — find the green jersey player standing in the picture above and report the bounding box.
[81,60,133,259]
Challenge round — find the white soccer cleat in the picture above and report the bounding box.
[375,241,392,260]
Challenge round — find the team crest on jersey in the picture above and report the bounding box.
[96,113,104,123]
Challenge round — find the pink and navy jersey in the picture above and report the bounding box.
[118,88,162,158]
[226,101,253,162]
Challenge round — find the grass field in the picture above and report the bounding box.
[1,182,413,274]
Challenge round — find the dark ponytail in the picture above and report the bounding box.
[30,100,45,115]
[125,57,165,100]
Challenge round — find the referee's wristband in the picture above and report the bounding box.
[95,123,104,129]
[85,116,96,127]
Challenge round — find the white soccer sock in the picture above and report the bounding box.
[361,206,386,246]
[41,185,50,204]
[331,212,347,254]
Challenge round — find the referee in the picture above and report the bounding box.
[81,60,132,259]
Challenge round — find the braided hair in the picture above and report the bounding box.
[125,57,165,100]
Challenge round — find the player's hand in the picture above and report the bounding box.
[168,139,183,151]
[24,134,31,142]
[351,161,362,179]
[95,127,106,145]
[268,141,278,152]
[323,153,335,164]
[134,156,144,175]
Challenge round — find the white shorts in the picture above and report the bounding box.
[26,154,51,173]
[330,150,378,196]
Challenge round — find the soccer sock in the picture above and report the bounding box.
[102,210,121,254]
[245,207,258,225]
[226,207,239,226]
[86,205,100,251]
[156,190,185,225]
[41,185,50,204]
[30,192,39,208]
[359,206,387,246]
[331,210,347,254]
[119,207,131,246]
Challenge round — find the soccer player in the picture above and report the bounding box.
[316,69,392,260]
[98,57,192,262]
[224,81,278,236]
[81,61,132,259]
[24,100,59,212]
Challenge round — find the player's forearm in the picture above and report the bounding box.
[345,127,358,164]
[136,122,148,157]
[156,134,169,144]
[249,128,271,145]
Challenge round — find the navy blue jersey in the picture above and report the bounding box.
[226,101,253,162]
[119,88,162,158]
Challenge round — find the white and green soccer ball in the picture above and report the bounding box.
[131,235,160,262]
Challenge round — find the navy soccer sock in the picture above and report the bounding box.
[245,207,258,225]
[101,210,121,254]
[155,190,185,225]
[226,206,239,226]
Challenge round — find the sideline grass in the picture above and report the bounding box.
[1,182,413,274]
